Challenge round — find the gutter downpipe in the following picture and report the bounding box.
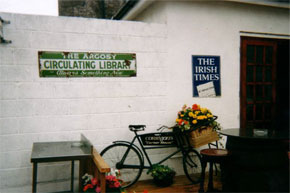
[112,0,154,20]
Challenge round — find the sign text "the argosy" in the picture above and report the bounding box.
[39,51,136,77]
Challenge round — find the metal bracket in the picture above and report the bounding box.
[0,37,12,44]
[0,17,10,24]
[0,16,12,44]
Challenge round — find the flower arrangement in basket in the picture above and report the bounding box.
[174,104,220,148]
[82,170,122,193]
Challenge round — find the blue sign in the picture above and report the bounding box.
[192,55,221,97]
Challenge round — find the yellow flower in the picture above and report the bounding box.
[207,114,213,118]
[175,104,217,132]
[197,115,207,120]
[201,108,207,114]
[197,116,204,120]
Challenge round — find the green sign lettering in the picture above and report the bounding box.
[39,51,136,77]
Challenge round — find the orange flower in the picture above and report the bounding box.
[177,119,183,125]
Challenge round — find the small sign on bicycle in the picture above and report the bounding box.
[140,132,176,146]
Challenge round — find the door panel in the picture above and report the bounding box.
[240,37,277,131]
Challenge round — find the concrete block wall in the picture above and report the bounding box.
[0,12,169,191]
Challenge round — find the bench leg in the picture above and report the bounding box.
[100,173,106,193]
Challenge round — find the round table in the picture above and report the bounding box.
[220,128,289,192]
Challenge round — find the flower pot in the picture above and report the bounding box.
[106,187,121,193]
[153,177,174,187]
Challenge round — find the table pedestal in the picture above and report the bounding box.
[223,136,288,192]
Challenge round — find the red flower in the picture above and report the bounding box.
[96,186,101,193]
[105,175,122,189]
[106,175,116,181]
[114,181,121,188]
[91,178,98,186]
[83,184,93,191]
[143,189,149,193]
[192,104,200,111]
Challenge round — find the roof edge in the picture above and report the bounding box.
[226,0,290,9]
[112,0,289,20]
[112,0,154,20]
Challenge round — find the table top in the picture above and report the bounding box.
[31,141,92,162]
[220,128,289,140]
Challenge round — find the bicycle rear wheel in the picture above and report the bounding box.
[100,143,144,188]
[183,148,202,184]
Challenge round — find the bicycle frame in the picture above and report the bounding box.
[115,130,188,170]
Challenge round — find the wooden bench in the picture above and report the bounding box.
[80,135,110,193]
[91,147,111,193]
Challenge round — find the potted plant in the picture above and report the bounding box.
[175,104,220,132]
[82,173,122,193]
[147,164,176,187]
[174,104,221,148]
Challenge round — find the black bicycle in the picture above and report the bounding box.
[100,125,203,188]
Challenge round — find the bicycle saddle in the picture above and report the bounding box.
[129,125,146,131]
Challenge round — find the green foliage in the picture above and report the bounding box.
[147,164,176,180]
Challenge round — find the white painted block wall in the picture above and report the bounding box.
[135,1,289,128]
[0,13,169,191]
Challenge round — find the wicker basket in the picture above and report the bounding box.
[188,127,219,148]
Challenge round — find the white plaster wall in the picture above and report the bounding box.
[134,1,168,24]
[163,1,289,129]
[130,0,289,156]
[134,1,289,131]
[0,13,168,191]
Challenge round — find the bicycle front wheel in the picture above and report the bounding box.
[183,148,203,184]
[100,143,144,188]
